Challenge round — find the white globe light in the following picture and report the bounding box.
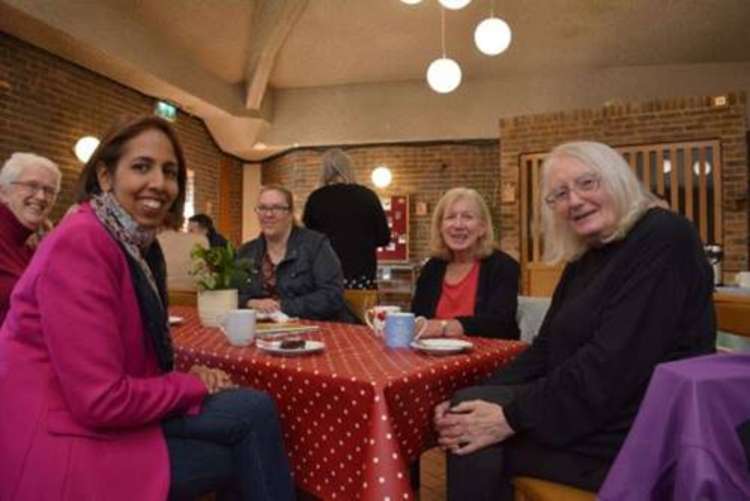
[400,0,423,4]
[371,166,392,188]
[474,17,512,56]
[426,57,462,94]
[73,136,100,163]
[438,0,472,10]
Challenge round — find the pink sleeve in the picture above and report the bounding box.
[37,220,207,429]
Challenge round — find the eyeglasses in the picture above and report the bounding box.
[11,180,58,199]
[544,174,600,207]
[254,205,290,215]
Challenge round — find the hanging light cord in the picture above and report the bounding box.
[490,0,495,17]
[441,7,446,57]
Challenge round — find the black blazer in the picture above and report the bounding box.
[411,250,520,339]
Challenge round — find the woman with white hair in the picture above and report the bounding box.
[412,187,520,339]
[0,152,60,325]
[434,141,715,499]
[303,148,390,290]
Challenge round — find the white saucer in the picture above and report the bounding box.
[256,339,325,356]
[168,315,184,325]
[411,338,473,355]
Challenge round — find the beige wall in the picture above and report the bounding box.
[242,163,262,243]
[263,63,750,148]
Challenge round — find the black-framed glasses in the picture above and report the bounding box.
[11,180,58,199]
[544,174,601,207]
[254,205,291,215]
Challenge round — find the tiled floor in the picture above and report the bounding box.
[296,447,447,501]
[417,447,447,501]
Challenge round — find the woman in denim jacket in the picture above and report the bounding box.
[237,184,354,322]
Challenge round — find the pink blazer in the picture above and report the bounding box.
[0,205,207,501]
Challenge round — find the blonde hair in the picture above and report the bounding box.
[429,187,496,260]
[540,141,653,264]
[319,148,357,186]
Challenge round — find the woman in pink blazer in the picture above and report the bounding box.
[0,115,294,500]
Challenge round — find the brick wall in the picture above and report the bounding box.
[499,93,749,280]
[0,32,244,244]
[261,141,499,262]
[264,94,749,282]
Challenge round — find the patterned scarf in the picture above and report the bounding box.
[90,192,174,371]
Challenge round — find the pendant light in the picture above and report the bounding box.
[74,136,100,163]
[438,0,472,10]
[400,0,423,4]
[426,7,462,94]
[474,0,512,55]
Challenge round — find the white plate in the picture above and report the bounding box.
[256,340,325,356]
[168,316,184,325]
[411,338,473,355]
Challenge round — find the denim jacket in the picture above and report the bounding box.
[236,227,352,321]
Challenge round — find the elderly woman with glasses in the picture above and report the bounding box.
[0,152,61,325]
[237,184,353,321]
[434,141,715,500]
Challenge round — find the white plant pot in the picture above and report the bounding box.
[197,289,238,328]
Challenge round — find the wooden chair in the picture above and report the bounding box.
[713,292,750,338]
[343,289,378,324]
[168,289,198,307]
[513,476,596,501]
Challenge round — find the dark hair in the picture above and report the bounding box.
[75,115,187,220]
[188,213,215,232]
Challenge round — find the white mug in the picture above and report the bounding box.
[219,309,256,346]
[365,305,402,338]
[737,271,750,289]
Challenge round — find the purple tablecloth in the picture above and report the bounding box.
[599,353,750,500]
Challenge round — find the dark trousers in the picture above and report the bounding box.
[162,389,295,501]
[446,385,611,501]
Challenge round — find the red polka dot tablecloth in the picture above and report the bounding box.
[170,306,527,501]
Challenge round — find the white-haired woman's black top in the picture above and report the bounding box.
[303,184,390,290]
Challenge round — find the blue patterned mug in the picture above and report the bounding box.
[384,312,427,348]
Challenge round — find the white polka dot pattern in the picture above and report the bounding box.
[170,306,527,500]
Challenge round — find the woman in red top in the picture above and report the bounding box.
[0,152,60,326]
[411,187,520,339]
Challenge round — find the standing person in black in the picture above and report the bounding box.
[188,213,228,249]
[411,187,519,339]
[434,141,716,500]
[303,148,390,290]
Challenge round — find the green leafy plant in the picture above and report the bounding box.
[190,243,252,291]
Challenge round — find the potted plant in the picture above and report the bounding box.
[190,243,252,327]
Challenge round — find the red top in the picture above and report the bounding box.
[435,261,479,319]
[0,203,33,326]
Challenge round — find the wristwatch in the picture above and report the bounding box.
[440,320,448,337]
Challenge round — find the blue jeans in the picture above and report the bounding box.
[162,389,295,501]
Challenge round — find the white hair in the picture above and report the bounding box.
[319,148,357,186]
[0,152,61,189]
[540,141,653,264]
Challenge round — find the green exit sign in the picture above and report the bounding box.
[154,101,177,122]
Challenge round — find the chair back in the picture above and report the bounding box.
[168,290,198,307]
[343,289,378,324]
[516,296,552,343]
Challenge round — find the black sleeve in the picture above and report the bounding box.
[302,193,319,231]
[483,264,572,386]
[503,225,710,446]
[456,252,520,339]
[411,259,442,318]
[366,189,390,247]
